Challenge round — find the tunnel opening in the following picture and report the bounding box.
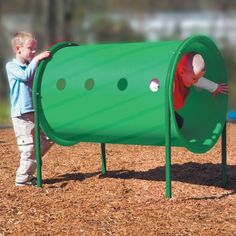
[170,37,227,153]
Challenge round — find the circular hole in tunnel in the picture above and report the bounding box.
[85,78,95,91]
[149,78,160,92]
[56,78,66,91]
[117,78,128,91]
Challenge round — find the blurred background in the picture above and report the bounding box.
[0,0,236,126]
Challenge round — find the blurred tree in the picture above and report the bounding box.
[61,0,76,41]
[0,1,10,98]
[91,15,145,43]
[91,15,114,42]
[2,0,30,13]
[43,0,58,45]
[32,0,76,47]
[31,0,45,50]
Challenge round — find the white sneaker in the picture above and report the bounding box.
[15,177,37,186]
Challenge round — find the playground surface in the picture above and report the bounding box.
[0,124,235,235]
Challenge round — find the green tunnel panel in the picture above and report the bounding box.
[33,35,227,153]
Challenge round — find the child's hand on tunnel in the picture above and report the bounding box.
[35,51,51,62]
[212,83,228,96]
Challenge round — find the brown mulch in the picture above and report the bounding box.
[0,124,235,236]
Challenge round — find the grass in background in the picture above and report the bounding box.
[0,100,11,125]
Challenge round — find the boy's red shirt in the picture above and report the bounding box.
[173,54,191,110]
[173,73,190,110]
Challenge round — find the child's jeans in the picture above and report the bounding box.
[12,112,53,183]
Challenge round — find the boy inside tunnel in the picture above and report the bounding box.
[173,52,228,129]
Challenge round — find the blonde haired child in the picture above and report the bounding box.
[6,31,52,186]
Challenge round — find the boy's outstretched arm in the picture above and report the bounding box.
[212,83,228,96]
[194,77,228,96]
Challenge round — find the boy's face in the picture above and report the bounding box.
[16,38,37,64]
[180,66,205,87]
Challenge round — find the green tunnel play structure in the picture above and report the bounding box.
[33,35,228,198]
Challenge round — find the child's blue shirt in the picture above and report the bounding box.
[6,58,38,117]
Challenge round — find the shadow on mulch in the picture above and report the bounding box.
[100,162,236,190]
[42,162,236,196]
[43,171,100,187]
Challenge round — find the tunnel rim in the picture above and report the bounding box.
[166,35,228,153]
[33,41,79,146]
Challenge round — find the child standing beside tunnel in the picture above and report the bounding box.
[5,31,53,186]
[173,52,228,128]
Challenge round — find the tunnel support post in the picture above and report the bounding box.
[165,106,172,198]
[221,123,227,188]
[35,92,42,187]
[101,143,107,174]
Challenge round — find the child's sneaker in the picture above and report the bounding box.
[15,177,37,186]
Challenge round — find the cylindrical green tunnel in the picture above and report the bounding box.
[33,35,227,153]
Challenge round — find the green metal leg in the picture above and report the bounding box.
[165,140,171,198]
[221,123,227,188]
[34,95,42,187]
[165,107,172,198]
[101,143,107,174]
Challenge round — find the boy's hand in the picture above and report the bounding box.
[35,51,51,62]
[212,83,228,96]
